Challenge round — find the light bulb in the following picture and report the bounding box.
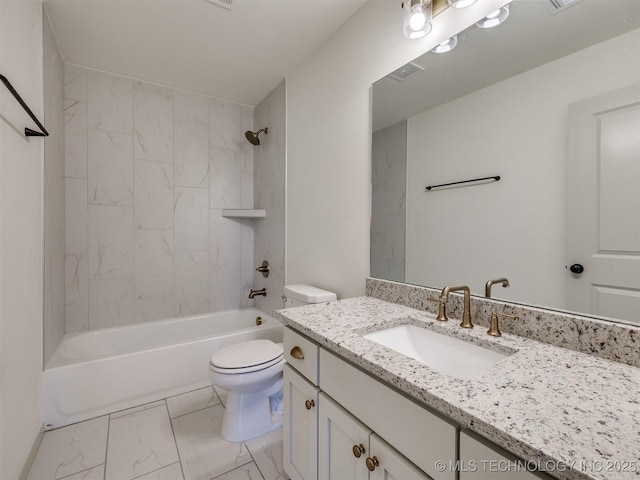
[447,0,477,8]
[403,0,433,39]
[476,5,509,29]
[409,10,426,31]
[431,35,458,53]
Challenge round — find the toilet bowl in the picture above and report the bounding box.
[209,285,336,442]
[209,339,284,442]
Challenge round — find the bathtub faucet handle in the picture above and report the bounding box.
[249,288,267,299]
[255,260,270,278]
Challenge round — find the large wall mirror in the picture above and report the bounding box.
[371,0,640,325]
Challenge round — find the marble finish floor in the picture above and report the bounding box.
[29,387,287,480]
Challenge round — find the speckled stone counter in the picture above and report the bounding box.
[276,296,640,480]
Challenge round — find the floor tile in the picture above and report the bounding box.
[244,428,286,480]
[135,462,185,479]
[59,464,105,480]
[105,404,179,480]
[166,387,220,418]
[212,386,228,407]
[29,416,109,479]
[213,462,263,480]
[111,400,166,420]
[171,405,252,480]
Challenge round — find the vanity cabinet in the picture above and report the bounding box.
[318,392,431,480]
[460,431,548,480]
[283,326,550,480]
[283,364,319,480]
[318,392,371,480]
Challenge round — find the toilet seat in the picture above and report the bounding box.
[210,339,283,375]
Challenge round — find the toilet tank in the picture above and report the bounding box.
[283,285,337,308]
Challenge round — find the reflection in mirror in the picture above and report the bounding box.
[371,0,640,325]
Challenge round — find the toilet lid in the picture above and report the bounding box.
[210,339,283,370]
[209,355,283,374]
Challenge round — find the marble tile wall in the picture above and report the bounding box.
[253,80,286,316]
[43,15,65,364]
[371,120,406,283]
[64,65,255,332]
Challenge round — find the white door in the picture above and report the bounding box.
[283,364,319,480]
[568,85,640,324]
[318,393,371,480]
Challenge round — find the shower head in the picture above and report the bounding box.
[245,127,268,146]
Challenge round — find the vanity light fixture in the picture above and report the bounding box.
[476,5,509,28]
[402,0,433,39]
[447,0,477,8]
[431,35,458,53]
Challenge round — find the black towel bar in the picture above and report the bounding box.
[425,175,500,191]
[1,74,49,137]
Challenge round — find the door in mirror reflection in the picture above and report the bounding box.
[568,85,640,323]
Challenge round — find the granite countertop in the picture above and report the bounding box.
[276,296,640,480]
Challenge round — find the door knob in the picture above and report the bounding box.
[569,263,584,274]
[352,444,365,458]
[305,399,315,410]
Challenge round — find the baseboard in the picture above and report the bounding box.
[17,424,45,480]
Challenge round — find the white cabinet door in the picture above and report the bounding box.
[283,364,319,480]
[318,393,372,480]
[368,434,432,480]
[460,431,549,480]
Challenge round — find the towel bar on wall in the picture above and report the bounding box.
[0,74,49,137]
[425,175,500,191]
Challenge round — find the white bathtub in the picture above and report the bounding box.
[43,309,283,429]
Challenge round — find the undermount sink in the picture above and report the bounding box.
[364,324,512,380]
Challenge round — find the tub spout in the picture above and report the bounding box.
[249,288,267,299]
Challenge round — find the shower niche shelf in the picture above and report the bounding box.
[221,209,266,219]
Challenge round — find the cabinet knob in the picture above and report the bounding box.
[290,346,305,360]
[352,444,365,458]
[305,399,315,410]
[365,456,379,472]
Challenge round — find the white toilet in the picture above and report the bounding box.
[209,284,337,442]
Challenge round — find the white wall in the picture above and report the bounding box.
[285,0,509,299]
[64,65,256,331]
[0,1,44,477]
[405,28,640,309]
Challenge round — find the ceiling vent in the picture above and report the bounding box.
[541,0,584,15]
[388,62,425,82]
[205,0,233,11]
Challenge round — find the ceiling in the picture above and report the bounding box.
[373,0,640,131]
[45,0,368,106]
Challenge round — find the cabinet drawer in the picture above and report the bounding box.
[320,349,457,480]
[284,327,319,385]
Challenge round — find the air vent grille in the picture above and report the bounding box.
[541,0,583,15]
[388,62,425,82]
[205,0,233,10]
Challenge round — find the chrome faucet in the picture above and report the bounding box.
[440,285,473,329]
[485,277,510,298]
[248,288,267,299]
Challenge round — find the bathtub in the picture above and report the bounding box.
[43,308,283,429]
